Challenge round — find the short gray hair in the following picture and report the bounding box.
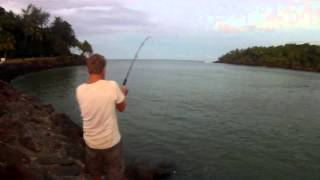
[86,54,107,74]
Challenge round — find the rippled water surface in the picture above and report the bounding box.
[13,61,320,180]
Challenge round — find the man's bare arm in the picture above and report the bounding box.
[116,85,128,112]
[116,100,127,112]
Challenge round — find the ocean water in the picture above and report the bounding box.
[13,60,320,180]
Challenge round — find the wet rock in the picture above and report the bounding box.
[154,161,177,179]
[126,160,154,180]
[126,160,176,180]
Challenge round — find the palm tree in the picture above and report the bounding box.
[22,4,49,56]
[0,33,15,57]
[80,40,93,56]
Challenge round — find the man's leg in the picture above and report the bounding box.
[93,176,101,180]
[104,142,127,180]
[85,146,104,180]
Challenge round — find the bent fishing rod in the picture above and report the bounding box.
[122,36,151,86]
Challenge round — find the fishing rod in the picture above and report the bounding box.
[122,36,151,85]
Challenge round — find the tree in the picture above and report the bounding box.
[0,4,92,58]
[0,7,5,15]
[218,43,320,72]
[0,32,15,57]
[21,4,50,56]
[22,4,49,41]
[80,40,93,55]
[51,17,78,55]
[22,4,49,29]
[0,7,19,57]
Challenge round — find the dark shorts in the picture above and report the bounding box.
[85,141,126,180]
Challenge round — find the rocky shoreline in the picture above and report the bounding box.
[0,80,85,179]
[0,62,176,179]
[0,56,86,82]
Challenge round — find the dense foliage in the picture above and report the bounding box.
[218,44,320,71]
[0,4,93,58]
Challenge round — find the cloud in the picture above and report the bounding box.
[215,0,320,33]
[0,0,122,11]
[0,0,154,35]
[51,5,154,35]
[215,21,241,33]
[215,21,263,33]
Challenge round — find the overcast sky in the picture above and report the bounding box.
[1,0,320,60]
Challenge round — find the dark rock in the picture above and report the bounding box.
[37,156,74,166]
[0,104,7,117]
[42,104,55,114]
[154,161,177,179]
[19,136,41,152]
[51,113,82,138]
[0,128,16,143]
[1,135,16,144]
[29,117,42,124]
[50,165,81,176]
[53,142,62,150]
[126,160,154,180]
[0,56,85,82]
[125,160,176,180]
[0,167,20,180]
[0,143,30,164]
[65,143,85,162]
[0,164,46,180]
[0,164,30,180]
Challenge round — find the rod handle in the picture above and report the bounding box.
[122,78,127,86]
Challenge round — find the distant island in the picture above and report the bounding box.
[217,43,320,72]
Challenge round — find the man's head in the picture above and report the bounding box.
[86,54,107,76]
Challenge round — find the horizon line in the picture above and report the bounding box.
[108,58,214,62]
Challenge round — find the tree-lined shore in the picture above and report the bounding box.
[0,56,86,82]
[217,43,320,72]
[0,4,93,82]
[0,4,92,58]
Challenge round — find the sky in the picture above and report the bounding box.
[1,0,320,61]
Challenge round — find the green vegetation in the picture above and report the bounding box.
[0,4,93,58]
[79,40,93,56]
[218,43,320,72]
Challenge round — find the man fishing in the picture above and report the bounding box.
[76,54,128,180]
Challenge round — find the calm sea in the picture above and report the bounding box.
[13,60,320,180]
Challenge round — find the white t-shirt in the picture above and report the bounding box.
[0,58,5,64]
[76,80,125,149]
